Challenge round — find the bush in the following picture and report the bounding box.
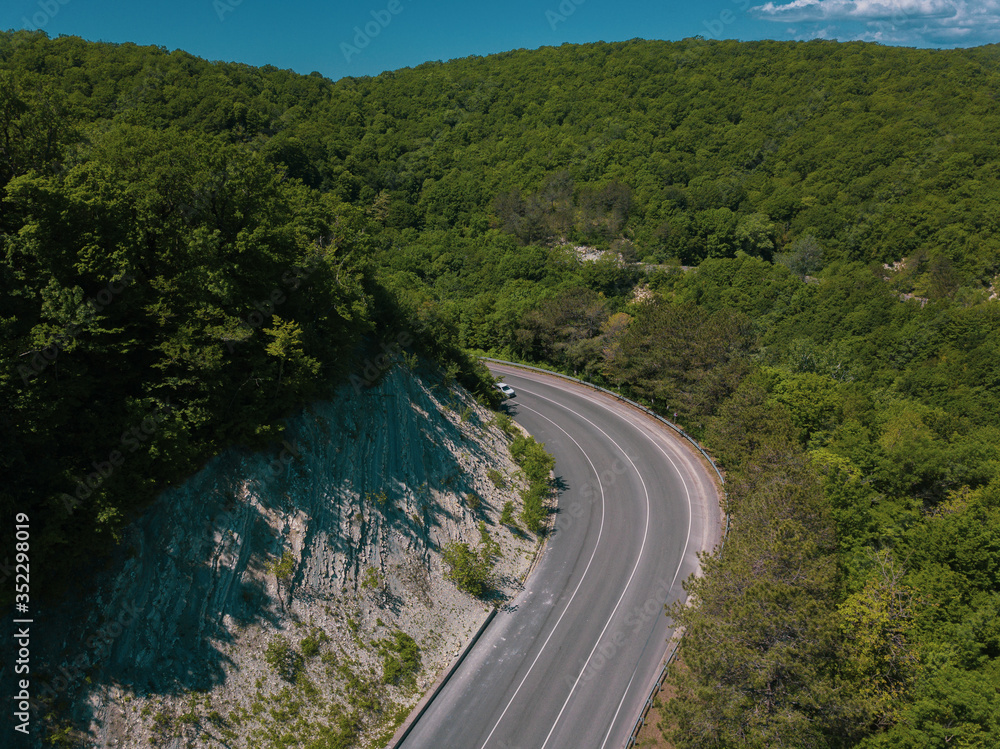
[500,500,516,527]
[509,435,554,534]
[494,413,517,437]
[300,636,321,658]
[510,435,555,484]
[520,482,548,534]
[487,468,506,489]
[267,551,295,582]
[360,566,383,591]
[377,630,422,688]
[264,636,304,682]
[442,541,494,597]
[465,492,482,511]
[478,520,501,558]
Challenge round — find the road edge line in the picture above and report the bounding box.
[388,606,499,749]
[388,399,558,747]
[484,358,731,749]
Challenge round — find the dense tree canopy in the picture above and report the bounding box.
[4,31,1000,286]
[0,32,498,599]
[3,30,1000,748]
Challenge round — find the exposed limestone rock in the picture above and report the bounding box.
[31,363,536,748]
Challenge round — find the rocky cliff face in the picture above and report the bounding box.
[30,363,536,748]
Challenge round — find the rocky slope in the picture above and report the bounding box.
[30,361,537,748]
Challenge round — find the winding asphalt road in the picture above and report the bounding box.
[398,364,723,749]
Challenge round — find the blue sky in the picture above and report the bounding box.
[4,0,998,80]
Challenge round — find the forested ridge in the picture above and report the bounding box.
[0,30,498,606]
[3,29,1000,747]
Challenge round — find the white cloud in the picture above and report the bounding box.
[749,0,1000,45]
[751,0,957,23]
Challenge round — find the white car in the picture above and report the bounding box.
[496,382,515,398]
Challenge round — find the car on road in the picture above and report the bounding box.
[495,382,515,398]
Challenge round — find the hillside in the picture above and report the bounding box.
[3,32,1000,748]
[4,32,1000,287]
[23,364,537,748]
[0,41,500,597]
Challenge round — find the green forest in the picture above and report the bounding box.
[3,29,1000,747]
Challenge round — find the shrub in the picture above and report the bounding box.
[267,551,295,582]
[510,435,554,534]
[465,492,482,511]
[479,520,502,558]
[377,630,422,688]
[442,541,493,597]
[264,636,304,682]
[366,490,389,507]
[300,636,321,658]
[521,483,548,534]
[500,500,516,526]
[361,566,383,591]
[487,468,506,489]
[494,412,517,436]
[510,435,555,484]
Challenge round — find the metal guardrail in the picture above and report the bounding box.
[481,357,731,749]
[624,643,680,748]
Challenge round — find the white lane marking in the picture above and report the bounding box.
[511,386,651,749]
[599,420,695,749]
[502,368,694,592]
[514,371,695,588]
[478,402,608,749]
[601,666,640,749]
[499,367,695,748]
[597,396,697,749]
[601,656,640,749]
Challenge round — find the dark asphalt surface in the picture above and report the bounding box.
[398,364,722,749]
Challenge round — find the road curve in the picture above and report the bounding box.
[398,364,723,749]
